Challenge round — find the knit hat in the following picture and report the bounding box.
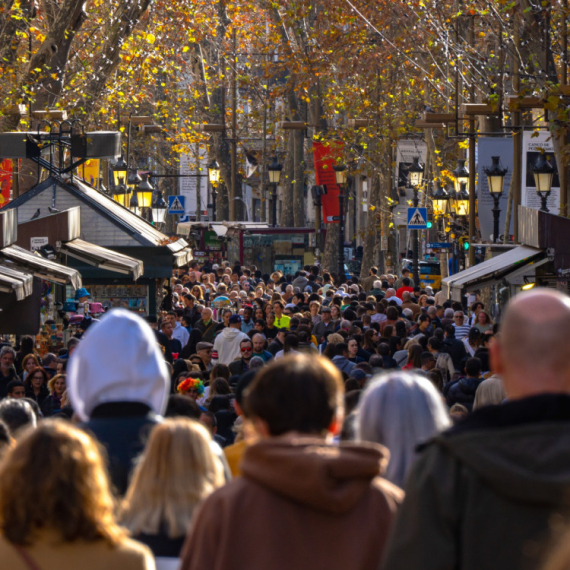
[67,308,169,421]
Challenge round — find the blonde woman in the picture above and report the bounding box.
[41,373,67,417]
[122,419,224,567]
[0,421,154,569]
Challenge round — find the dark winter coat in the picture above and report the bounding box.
[446,376,484,411]
[380,394,570,570]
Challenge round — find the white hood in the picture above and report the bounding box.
[68,308,170,421]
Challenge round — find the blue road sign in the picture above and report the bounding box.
[427,242,452,249]
[168,195,186,214]
[407,207,428,229]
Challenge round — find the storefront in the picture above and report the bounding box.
[4,176,192,315]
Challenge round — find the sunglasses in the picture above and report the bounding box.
[241,347,253,352]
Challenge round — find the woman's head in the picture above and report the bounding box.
[25,367,48,391]
[191,286,203,300]
[209,377,231,399]
[177,377,205,401]
[254,307,264,321]
[22,354,39,374]
[0,421,124,545]
[406,344,423,369]
[47,374,66,397]
[357,372,451,487]
[331,305,341,319]
[347,338,359,357]
[210,363,230,381]
[122,419,224,538]
[477,310,492,325]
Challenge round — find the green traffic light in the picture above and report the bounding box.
[463,241,470,251]
[426,221,433,229]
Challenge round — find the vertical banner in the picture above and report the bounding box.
[477,138,514,242]
[521,131,560,212]
[0,159,12,208]
[313,141,344,223]
[179,144,208,219]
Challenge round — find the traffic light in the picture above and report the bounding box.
[459,236,470,251]
[426,221,433,229]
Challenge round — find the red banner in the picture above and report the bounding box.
[313,141,344,223]
[0,159,12,208]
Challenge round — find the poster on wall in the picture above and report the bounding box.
[0,159,12,208]
[521,131,560,213]
[477,138,514,242]
[313,141,344,223]
[179,144,208,219]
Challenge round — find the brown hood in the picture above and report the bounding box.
[240,436,390,514]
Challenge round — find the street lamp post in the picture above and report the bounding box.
[208,160,220,221]
[408,156,425,286]
[136,173,154,220]
[484,156,508,243]
[151,189,167,227]
[532,154,555,212]
[333,164,348,285]
[267,156,283,228]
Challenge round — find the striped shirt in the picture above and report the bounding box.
[453,323,471,340]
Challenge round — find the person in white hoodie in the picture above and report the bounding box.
[213,314,250,365]
[68,308,170,495]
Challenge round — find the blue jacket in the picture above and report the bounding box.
[446,376,484,411]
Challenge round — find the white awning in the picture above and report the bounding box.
[58,239,144,280]
[1,245,82,290]
[173,247,193,267]
[441,245,548,302]
[0,264,33,301]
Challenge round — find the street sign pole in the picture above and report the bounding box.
[412,190,420,284]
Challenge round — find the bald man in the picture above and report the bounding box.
[381,289,570,570]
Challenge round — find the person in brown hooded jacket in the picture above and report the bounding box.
[180,353,403,570]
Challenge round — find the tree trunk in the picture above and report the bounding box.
[322,222,339,277]
[281,133,295,226]
[293,128,305,227]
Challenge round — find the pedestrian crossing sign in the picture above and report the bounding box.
[168,195,186,214]
[407,207,428,229]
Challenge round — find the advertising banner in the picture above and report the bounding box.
[80,159,100,188]
[0,159,12,208]
[477,138,513,242]
[313,141,344,223]
[179,144,208,218]
[521,131,560,213]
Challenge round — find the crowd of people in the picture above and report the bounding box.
[0,259,569,570]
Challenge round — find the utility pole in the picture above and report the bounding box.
[468,15,476,267]
[230,28,238,221]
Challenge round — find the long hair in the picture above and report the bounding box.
[357,372,451,488]
[24,366,48,390]
[121,418,224,538]
[0,421,125,546]
[406,344,423,369]
[47,374,66,395]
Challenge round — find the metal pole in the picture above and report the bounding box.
[196,152,202,222]
[212,185,217,221]
[412,188,420,285]
[315,194,322,254]
[468,130,476,266]
[338,185,346,284]
[493,196,501,243]
[272,183,277,227]
[230,28,237,221]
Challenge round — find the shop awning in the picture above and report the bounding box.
[58,239,144,280]
[0,264,34,301]
[1,245,82,289]
[173,247,193,267]
[441,245,549,302]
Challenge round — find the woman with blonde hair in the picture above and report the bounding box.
[122,418,224,567]
[41,373,67,417]
[0,421,153,569]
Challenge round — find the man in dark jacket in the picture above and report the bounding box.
[381,289,570,570]
[443,324,468,369]
[445,356,483,411]
[229,338,254,376]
